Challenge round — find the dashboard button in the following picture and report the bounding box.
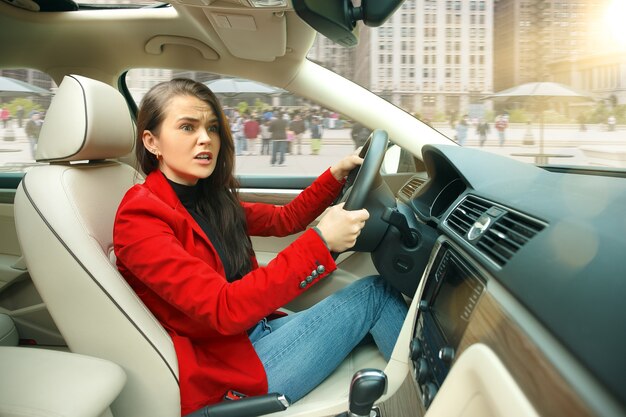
[438,346,455,364]
[417,358,430,384]
[422,382,438,408]
[409,338,423,361]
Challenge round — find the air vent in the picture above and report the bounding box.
[446,196,546,268]
[476,212,545,267]
[399,176,427,200]
[447,196,490,237]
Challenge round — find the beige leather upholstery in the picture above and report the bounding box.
[0,346,126,417]
[13,74,386,417]
[0,314,18,346]
[14,75,180,417]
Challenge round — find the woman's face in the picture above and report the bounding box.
[144,94,221,185]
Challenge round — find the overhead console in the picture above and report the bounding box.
[409,241,486,409]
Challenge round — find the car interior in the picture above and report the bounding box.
[0,0,625,417]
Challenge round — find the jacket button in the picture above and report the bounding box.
[317,265,325,274]
[299,280,307,289]
[306,275,313,283]
[311,270,318,279]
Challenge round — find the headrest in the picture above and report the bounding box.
[36,75,135,162]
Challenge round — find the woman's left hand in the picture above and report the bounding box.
[330,153,363,181]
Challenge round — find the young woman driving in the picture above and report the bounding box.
[113,79,408,415]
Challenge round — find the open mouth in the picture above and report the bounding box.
[194,152,213,162]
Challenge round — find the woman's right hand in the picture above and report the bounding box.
[316,203,369,253]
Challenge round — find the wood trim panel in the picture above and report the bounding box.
[457,292,594,417]
[378,373,425,417]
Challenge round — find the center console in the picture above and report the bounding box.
[409,242,486,408]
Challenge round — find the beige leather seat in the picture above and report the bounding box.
[14,74,180,417]
[13,75,385,417]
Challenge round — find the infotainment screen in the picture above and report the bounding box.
[431,252,484,347]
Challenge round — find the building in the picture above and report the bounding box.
[368,0,494,120]
[307,33,357,82]
[494,0,626,106]
[493,0,607,91]
[0,69,56,108]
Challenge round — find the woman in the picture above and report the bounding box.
[113,79,407,415]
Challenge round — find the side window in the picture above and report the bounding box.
[125,69,358,178]
[0,69,55,173]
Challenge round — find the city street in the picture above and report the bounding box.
[2,122,626,174]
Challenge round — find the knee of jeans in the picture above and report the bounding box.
[350,275,383,292]
[364,275,401,296]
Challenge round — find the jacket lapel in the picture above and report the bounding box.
[144,170,218,254]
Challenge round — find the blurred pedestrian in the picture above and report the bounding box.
[0,107,9,128]
[243,114,260,155]
[25,111,43,157]
[455,116,469,146]
[260,119,271,155]
[608,115,616,132]
[476,119,490,147]
[289,112,306,155]
[495,114,508,146]
[310,117,323,155]
[350,121,371,150]
[16,105,24,128]
[269,111,288,166]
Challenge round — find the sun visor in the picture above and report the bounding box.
[205,9,286,62]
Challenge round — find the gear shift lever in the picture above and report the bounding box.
[348,369,387,417]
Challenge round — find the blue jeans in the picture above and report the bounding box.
[270,140,286,165]
[236,134,247,155]
[248,275,408,403]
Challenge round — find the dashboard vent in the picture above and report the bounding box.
[476,212,545,267]
[447,196,546,268]
[447,196,490,237]
[399,176,427,200]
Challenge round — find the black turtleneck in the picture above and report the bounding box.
[166,179,235,281]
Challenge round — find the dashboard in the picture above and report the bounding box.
[375,144,626,417]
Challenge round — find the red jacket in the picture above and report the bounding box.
[114,169,343,415]
[243,119,260,139]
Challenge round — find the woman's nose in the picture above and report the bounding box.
[198,128,211,143]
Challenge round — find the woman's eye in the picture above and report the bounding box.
[207,125,219,133]
[181,124,194,132]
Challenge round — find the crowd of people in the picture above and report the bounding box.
[224,107,332,166]
[0,105,45,156]
[454,113,509,146]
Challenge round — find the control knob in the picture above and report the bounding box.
[421,382,438,408]
[416,358,430,384]
[438,346,455,364]
[409,338,423,361]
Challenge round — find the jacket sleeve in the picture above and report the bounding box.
[114,183,338,336]
[244,168,344,237]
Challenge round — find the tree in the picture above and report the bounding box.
[237,101,248,115]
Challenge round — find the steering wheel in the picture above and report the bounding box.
[331,129,390,259]
[336,129,389,210]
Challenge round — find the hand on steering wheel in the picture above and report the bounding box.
[327,129,389,258]
[335,129,389,210]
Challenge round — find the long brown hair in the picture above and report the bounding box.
[136,78,252,279]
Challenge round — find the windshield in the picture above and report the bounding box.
[309,0,626,169]
[1,0,625,172]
